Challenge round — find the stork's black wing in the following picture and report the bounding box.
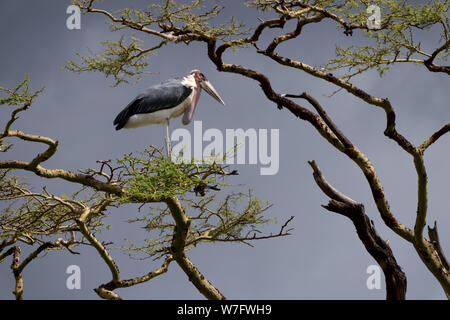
[113,79,192,130]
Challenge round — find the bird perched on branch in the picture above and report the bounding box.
[113,70,225,155]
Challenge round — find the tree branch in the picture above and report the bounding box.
[208,40,414,243]
[166,196,226,300]
[424,39,450,75]
[1,239,77,300]
[428,221,450,272]
[79,4,204,43]
[419,123,450,151]
[9,246,23,300]
[76,209,120,283]
[95,256,173,300]
[0,126,123,195]
[285,92,353,148]
[308,160,407,300]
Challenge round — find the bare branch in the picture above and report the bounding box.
[428,221,450,272]
[308,160,407,300]
[308,160,357,205]
[424,39,450,75]
[2,104,31,136]
[419,123,450,151]
[187,215,294,247]
[285,93,353,148]
[79,4,204,43]
[265,14,324,53]
[95,256,173,300]
[76,210,120,283]
[291,2,369,36]
[166,197,226,300]
[10,246,23,300]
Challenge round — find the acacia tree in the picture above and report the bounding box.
[0,78,293,300]
[1,0,449,300]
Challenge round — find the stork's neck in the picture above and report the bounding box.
[181,74,197,89]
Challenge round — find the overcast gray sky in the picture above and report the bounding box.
[0,0,449,300]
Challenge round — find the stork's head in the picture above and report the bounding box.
[190,70,225,105]
[182,70,225,125]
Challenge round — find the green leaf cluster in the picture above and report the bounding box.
[319,0,449,79]
[64,36,153,87]
[66,0,247,85]
[116,147,228,201]
[0,75,44,107]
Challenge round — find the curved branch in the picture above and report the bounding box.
[10,246,23,300]
[308,160,407,300]
[1,239,79,300]
[95,256,173,300]
[0,246,23,299]
[258,50,417,155]
[292,2,370,35]
[0,127,123,195]
[285,92,353,148]
[0,239,16,261]
[166,196,226,300]
[208,43,346,152]
[308,160,357,205]
[428,221,450,273]
[2,104,31,135]
[265,14,324,53]
[424,40,450,75]
[80,5,203,43]
[0,159,123,195]
[419,123,450,151]
[76,210,120,283]
[4,130,58,168]
[209,44,414,241]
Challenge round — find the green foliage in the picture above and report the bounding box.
[123,190,275,259]
[66,1,449,84]
[66,0,246,85]
[245,0,275,12]
[167,2,246,41]
[116,147,230,201]
[0,170,106,245]
[112,146,276,259]
[0,136,277,259]
[0,75,44,107]
[64,36,155,87]
[244,0,449,79]
[318,0,449,79]
[1,76,45,151]
[324,45,392,79]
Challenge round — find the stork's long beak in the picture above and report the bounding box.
[200,80,225,105]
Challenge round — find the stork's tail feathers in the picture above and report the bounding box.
[113,108,128,130]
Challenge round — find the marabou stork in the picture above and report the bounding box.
[113,70,225,155]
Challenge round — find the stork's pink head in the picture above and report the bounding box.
[190,70,225,106]
[182,70,225,125]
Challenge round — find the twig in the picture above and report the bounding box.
[428,221,450,271]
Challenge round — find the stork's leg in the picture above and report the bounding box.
[165,118,171,158]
